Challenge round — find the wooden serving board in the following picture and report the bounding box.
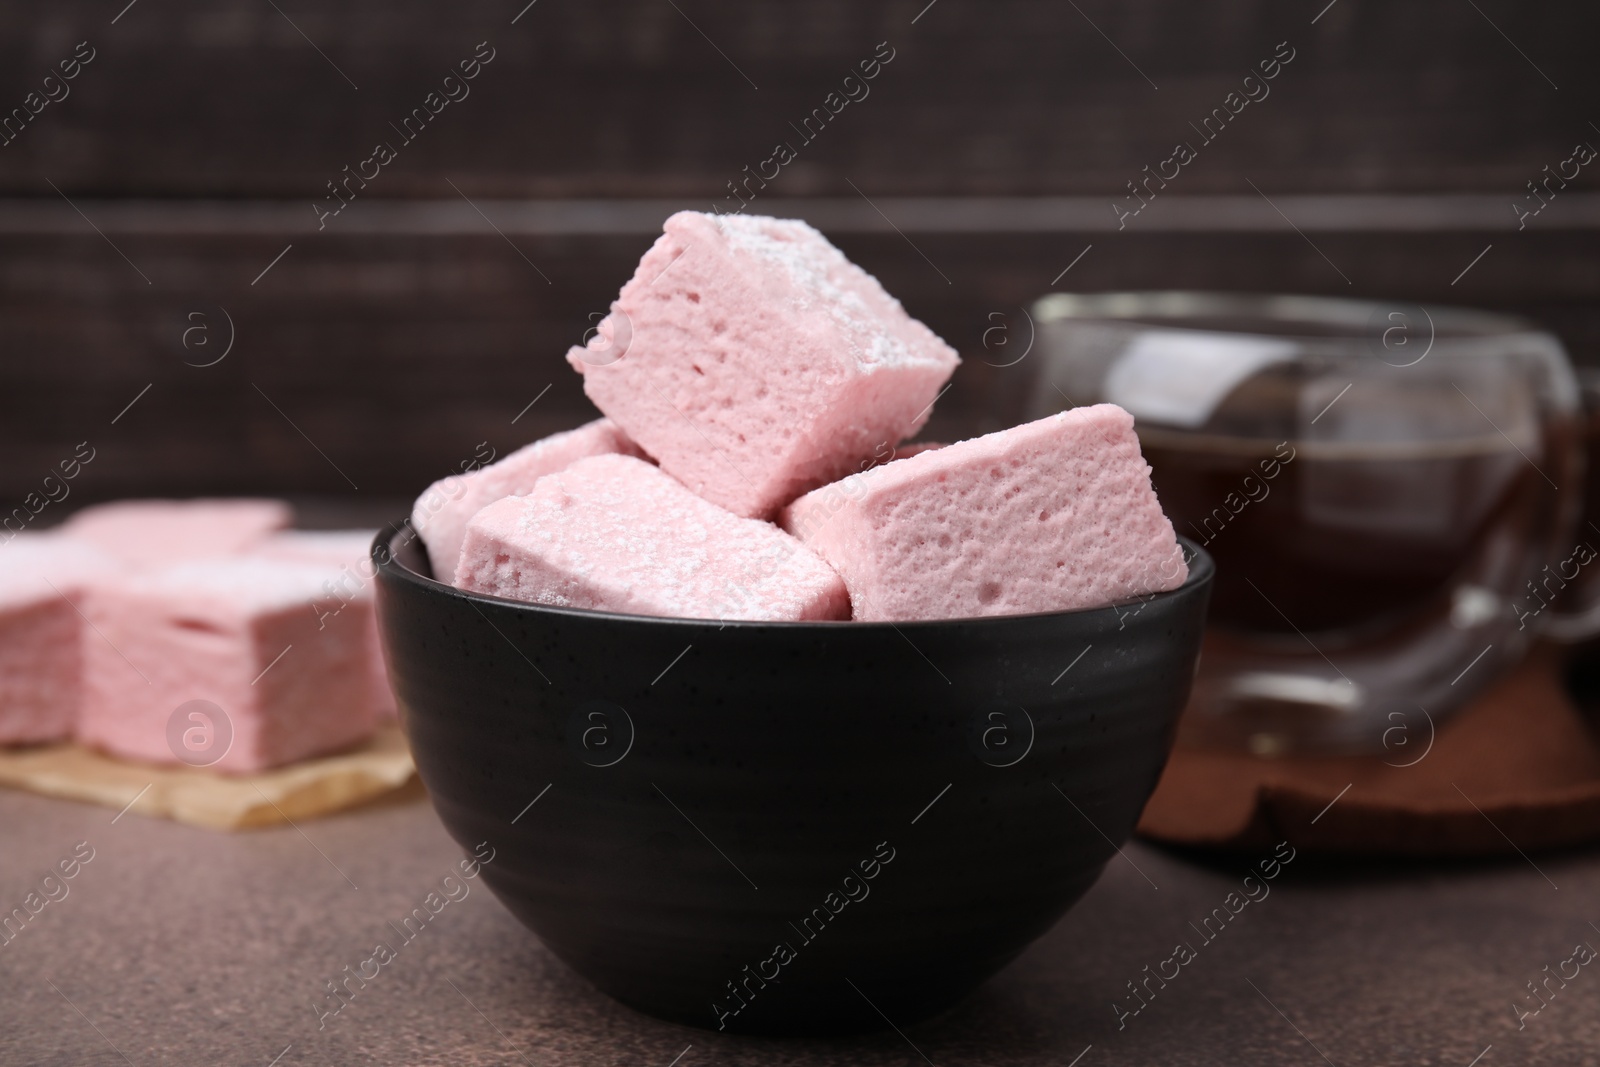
[1139,645,1600,856]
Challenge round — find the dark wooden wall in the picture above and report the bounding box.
[2,0,1598,511]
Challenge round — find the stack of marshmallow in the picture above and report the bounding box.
[417,211,1186,622]
[0,500,393,772]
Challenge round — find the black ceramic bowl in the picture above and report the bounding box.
[374,526,1212,1036]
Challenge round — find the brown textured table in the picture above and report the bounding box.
[3,784,1598,1066]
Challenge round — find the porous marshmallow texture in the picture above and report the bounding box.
[77,558,378,772]
[63,498,292,569]
[457,454,849,622]
[411,418,645,584]
[0,536,122,743]
[566,211,960,518]
[781,404,1187,621]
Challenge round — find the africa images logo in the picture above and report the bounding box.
[567,701,635,768]
[165,699,233,767]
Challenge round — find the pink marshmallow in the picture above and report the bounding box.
[63,498,292,569]
[78,558,377,773]
[567,211,960,519]
[0,536,122,744]
[258,530,396,721]
[412,418,645,584]
[457,454,849,621]
[781,404,1187,621]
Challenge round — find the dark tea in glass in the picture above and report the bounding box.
[1032,293,1581,754]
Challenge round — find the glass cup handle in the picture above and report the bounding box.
[1541,598,1600,642]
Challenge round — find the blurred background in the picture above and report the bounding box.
[1,0,1598,517]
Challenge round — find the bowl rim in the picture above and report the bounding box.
[373,523,1214,632]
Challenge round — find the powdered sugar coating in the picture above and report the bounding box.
[0,533,121,608]
[62,498,292,569]
[567,211,960,518]
[457,454,849,621]
[104,556,341,615]
[412,418,646,583]
[781,404,1187,621]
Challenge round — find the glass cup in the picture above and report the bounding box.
[1541,367,1600,643]
[1029,292,1584,755]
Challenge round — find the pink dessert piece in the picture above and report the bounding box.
[63,498,292,569]
[411,418,646,584]
[0,535,122,744]
[78,558,378,773]
[457,454,850,622]
[567,211,961,519]
[259,530,396,721]
[780,404,1188,621]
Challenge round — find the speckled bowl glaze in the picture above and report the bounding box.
[374,524,1212,1036]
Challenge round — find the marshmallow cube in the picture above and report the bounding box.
[457,454,849,621]
[63,498,292,569]
[412,418,645,584]
[567,211,960,518]
[78,558,378,773]
[259,530,396,721]
[781,404,1187,621]
[0,537,122,743]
